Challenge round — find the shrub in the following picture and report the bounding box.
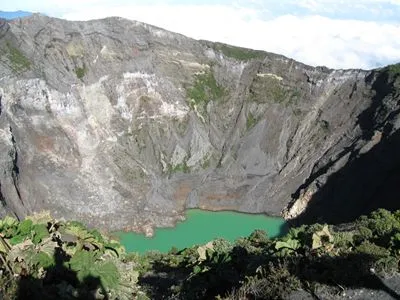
[186,71,225,110]
[75,67,86,79]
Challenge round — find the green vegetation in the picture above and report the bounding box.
[75,67,86,79]
[213,42,265,61]
[201,156,211,169]
[186,71,225,111]
[246,112,258,130]
[386,63,400,78]
[1,209,399,299]
[164,156,191,175]
[169,162,190,174]
[1,42,31,72]
[250,77,301,106]
[0,212,142,299]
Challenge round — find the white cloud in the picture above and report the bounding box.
[61,4,400,69]
[2,0,400,69]
[294,0,400,9]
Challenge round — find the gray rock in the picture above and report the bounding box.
[0,14,399,231]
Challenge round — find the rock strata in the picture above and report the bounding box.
[0,14,399,230]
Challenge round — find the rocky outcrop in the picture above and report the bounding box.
[0,14,399,231]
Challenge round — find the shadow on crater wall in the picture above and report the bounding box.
[292,129,400,225]
[292,68,400,225]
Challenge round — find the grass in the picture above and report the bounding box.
[186,71,225,109]
[246,112,258,130]
[4,42,31,72]
[250,77,301,106]
[250,77,286,103]
[167,162,190,174]
[213,43,265,61]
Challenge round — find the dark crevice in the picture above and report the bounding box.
[9,126,23,206]
[281,116,303,167]
[0,183,7,208]
[349,81,357,99]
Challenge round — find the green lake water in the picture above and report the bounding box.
[117,209,287,253]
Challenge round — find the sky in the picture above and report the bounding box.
[2,0,400,70]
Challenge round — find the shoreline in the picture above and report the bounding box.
[113,208,287,241]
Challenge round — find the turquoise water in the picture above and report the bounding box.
[117,209,287,253]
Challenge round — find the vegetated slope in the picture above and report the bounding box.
[0,209,399,299]
[0,14,399,231]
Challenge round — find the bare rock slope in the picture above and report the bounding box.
[0,15,399,231]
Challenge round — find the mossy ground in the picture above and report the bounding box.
[186,71,225,110]
[169,162,190,174]
[0,42,31,73]
[249,76,301,106]
[213,42,266,61]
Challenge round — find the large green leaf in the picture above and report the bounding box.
[7,240,35,273]
[37,237,58,258]
[29,251,55,269]
[312,225,334,250]
[32,224,50,244]
[92,261,120,289]
[64,223,92,240]
[64,223,107,251]
[18,219,33,235]
[69,250,120,290]
[104,241,125,257]
[89,229,105,244]
[9,234,27,245]
[64,221,88,237]
[275,239,300,251]
[0,216,18,238]
[69,250,97,281]
[197,241,214,261]
[3,216,18,228]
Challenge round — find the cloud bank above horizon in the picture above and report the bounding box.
[2,0,400,69]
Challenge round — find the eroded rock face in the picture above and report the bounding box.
[0,15,399,230]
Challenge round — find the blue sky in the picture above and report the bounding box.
[2,0,400,69]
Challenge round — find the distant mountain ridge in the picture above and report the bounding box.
[0,10,32,20]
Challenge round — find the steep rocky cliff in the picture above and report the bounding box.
[0,14,399,232]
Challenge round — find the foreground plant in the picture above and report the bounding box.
[0,212,143,299]
[1,209,400,299]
